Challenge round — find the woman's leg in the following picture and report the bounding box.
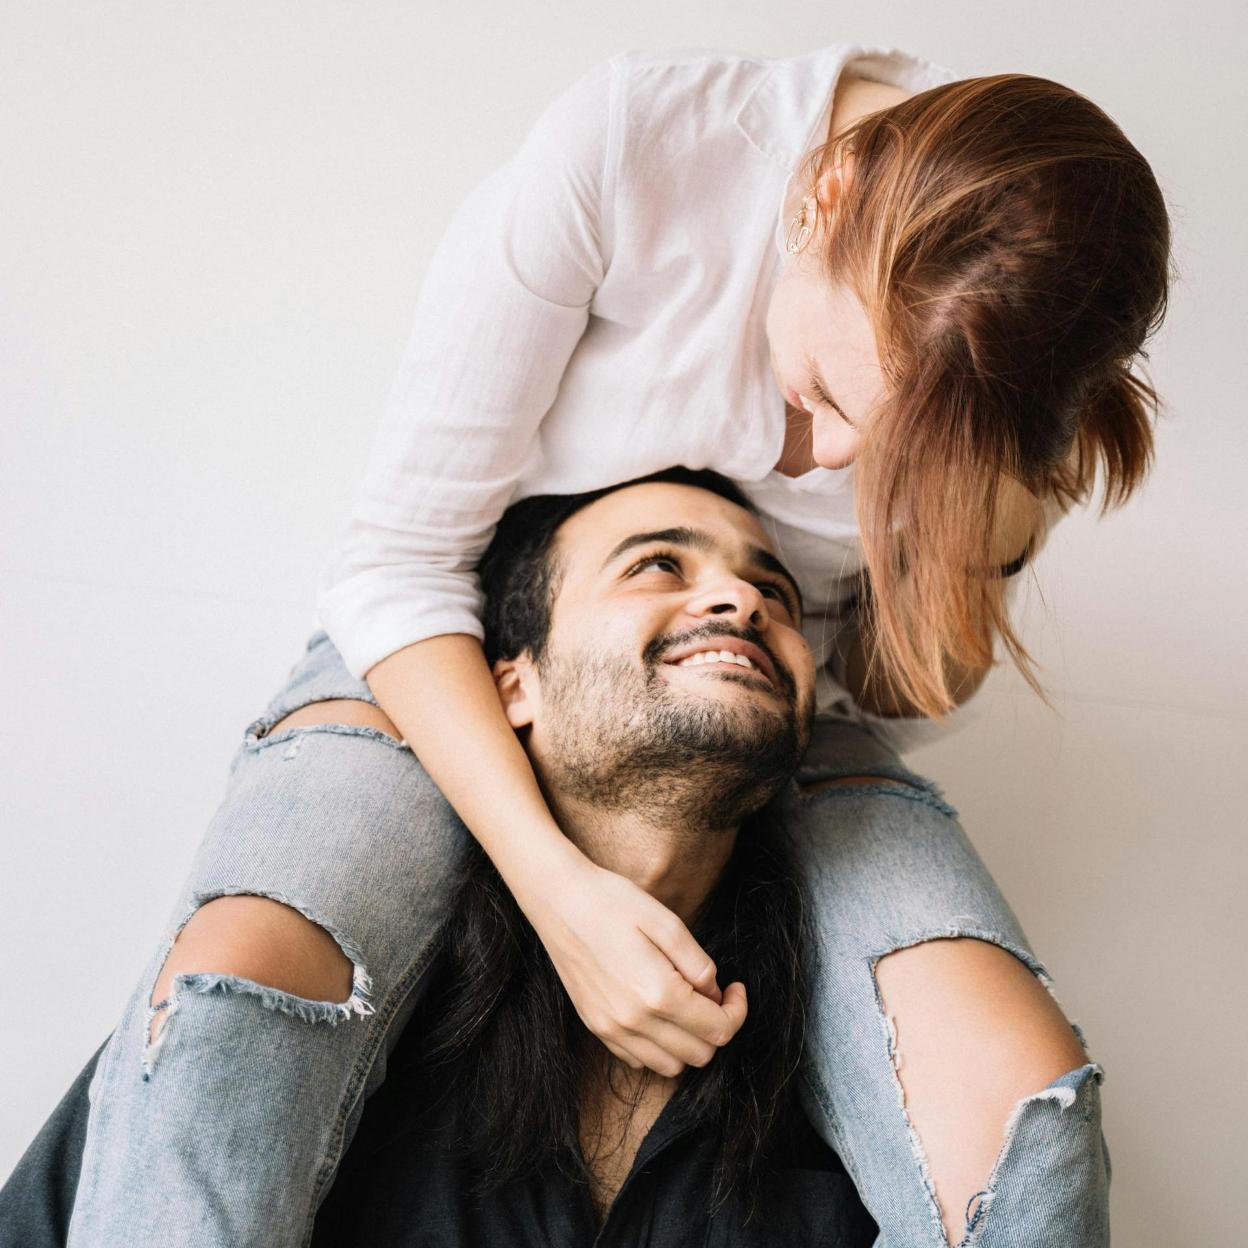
[65,630,471,1248]
[787,719,1109,1248]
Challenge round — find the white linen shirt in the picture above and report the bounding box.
[315,42,1013,755]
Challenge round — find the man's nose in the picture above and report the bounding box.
[687,578,768,629]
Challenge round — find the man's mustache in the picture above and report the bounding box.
[642,622,799,704]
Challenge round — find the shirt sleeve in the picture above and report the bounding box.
[315,59,616,680]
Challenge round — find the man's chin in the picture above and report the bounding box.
[657,670,801,749]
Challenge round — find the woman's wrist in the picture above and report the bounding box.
[491,813,596,907]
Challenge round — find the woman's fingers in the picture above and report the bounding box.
[647,913,723,1002]
[627,933,750,1045]
[719,980,748,1033]
[630,1018,719,1069]
[612,981,750,1073]
[574,938,748,1065]
[601,1037,644,1069]
[657,971,748,1046]
[651,992,747,1065]
[610,1035,690,1080]
[526,860,752,1076]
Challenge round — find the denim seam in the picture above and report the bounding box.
[299,932,451,1248]
[799,1005,949,1248]
[800,781,960,822]
[798,761,949,793]
[796,1066,857,1192]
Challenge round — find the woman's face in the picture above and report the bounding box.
[765,254,886,471]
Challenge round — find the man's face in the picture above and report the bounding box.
[500,483,816,826]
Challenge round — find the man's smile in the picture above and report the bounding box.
[660,634,779,688]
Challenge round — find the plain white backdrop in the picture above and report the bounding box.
[2,3,1243,1244]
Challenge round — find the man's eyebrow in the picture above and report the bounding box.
[805,352,857,430]
[601,527,715,568]
[600,526,805,618]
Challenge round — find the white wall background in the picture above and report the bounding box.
[2,3,1243,1244]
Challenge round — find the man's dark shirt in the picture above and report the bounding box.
[310,944,878,1248]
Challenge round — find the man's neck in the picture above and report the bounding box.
[546,793,738,927]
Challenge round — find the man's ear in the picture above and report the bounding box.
[492,652,541,731]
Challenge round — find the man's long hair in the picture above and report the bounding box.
[416,803,814,1223]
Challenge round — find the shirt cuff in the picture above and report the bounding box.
[316,571,486,681]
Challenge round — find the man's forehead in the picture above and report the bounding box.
[555,482,772,567]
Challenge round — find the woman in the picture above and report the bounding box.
[51,41,1170,1247]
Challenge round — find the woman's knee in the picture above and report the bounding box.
[148,895,357,1046]
[268,698,401,741]
[872,936,1095,1245]
[872,935,1089,1091]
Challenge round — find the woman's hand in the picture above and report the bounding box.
[523,853,749,1077]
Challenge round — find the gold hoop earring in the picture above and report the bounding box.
[785,194,817,255]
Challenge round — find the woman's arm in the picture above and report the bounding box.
[366,635,747,1074]
[315,62,614,682]
[316,61,745,1074]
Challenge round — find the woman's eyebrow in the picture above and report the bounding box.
[805,353,857,429]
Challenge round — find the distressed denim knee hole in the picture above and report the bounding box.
[868,934,1102,1247]
[143,890,374,1081]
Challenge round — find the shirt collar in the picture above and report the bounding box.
[618,1081,704,1183]
[734,42,962,174]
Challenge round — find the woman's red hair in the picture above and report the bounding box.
[802,73,1175,716]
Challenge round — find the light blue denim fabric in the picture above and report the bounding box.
[66,629,1108,1247]
[785,755,1110,1246]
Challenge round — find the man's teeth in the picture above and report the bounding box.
[676,650,755,670]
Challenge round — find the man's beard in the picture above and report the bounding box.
[536,629,809,835]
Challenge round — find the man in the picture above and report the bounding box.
[2,468,877,1246]
[310,467,879,1246]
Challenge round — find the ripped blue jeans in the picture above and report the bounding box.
[63,629,1108,1246]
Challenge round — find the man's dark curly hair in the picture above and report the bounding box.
[478,466,755,666]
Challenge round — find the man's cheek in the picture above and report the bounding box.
[792,646,817,694]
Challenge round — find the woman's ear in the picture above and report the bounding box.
[492,653,540,730]
[814,152,856,219]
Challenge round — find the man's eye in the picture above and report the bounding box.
[759,583,799,620]
[627,553,682,576]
